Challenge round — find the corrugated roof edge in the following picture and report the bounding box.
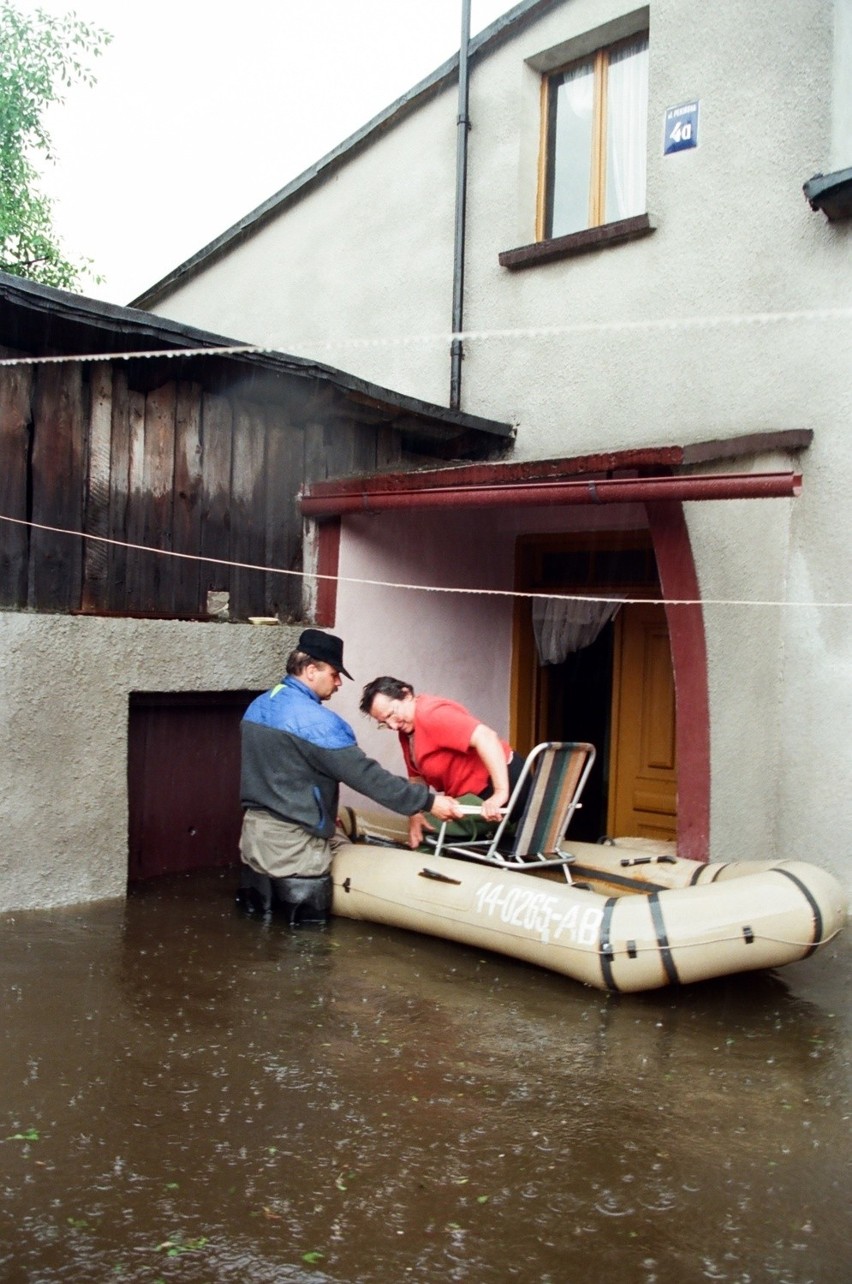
[130,0,563,310]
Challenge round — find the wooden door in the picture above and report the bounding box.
[128,691,259,881]
[607,603,677,840]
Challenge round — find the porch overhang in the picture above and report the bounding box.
[299,433,809,519]
[305,431,811,869]
[301,470,801,517]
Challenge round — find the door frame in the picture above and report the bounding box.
[510,503,709,860]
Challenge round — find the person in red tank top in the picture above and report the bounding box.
[360,676,524,850]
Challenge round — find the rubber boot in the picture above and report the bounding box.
[271,873,333,926]
[235,863,273,917]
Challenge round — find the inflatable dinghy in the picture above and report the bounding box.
[331,812,847,993]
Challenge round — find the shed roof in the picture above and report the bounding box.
[0,271,513,459]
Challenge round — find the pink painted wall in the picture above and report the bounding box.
[331,500,647,805]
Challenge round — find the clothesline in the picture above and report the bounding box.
[0,512,848,609]
[1,306,850,368]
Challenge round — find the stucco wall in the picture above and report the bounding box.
[832,0,852,169]
[0,614,295,912]
[139,0,851,893]
[150,0,845,456]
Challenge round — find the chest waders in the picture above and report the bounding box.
[236,865,333,926]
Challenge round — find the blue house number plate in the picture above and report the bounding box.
[664,101,699,154]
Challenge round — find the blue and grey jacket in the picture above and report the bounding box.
[241,676,434,838]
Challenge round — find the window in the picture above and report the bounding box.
[541,33,649,240]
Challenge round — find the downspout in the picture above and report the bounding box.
[450,0,472,411]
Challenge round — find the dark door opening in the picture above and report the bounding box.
[538,623,614,842]
[128,690,260,882]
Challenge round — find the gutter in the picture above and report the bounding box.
[803,167,852,221]
[300,470,802,518]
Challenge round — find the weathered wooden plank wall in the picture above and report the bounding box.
[0,364,31,605]
[29,364,85,611]
[173,381,204,617]
[0,356,392,621]
[82,363,113,611]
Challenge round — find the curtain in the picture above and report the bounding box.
[533,596,623,666]
[606,35,649,222]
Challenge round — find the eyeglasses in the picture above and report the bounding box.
[373,700,402,730]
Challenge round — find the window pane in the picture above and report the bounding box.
[605,36,649,223]
[549,61,595,237]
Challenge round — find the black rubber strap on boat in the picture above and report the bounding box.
[598,897,619,992]
[648,892,680,984]
[773,867,823,957]
[689,862,730,886]
[573,864,668,895]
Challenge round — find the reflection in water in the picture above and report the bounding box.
[0,869,849,1283]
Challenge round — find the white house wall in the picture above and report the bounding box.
[143,0,851,892]
[0,615,291,912]
[150,0,843,453]
[154,83,461,408]
[832,0,852,169]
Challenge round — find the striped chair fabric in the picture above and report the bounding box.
[429,741,596,870]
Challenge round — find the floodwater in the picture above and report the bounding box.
[1,869,849,1284]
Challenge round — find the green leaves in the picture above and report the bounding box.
[5,1126,40,1141]
[0,0,111,286]
[156,1232,209,1257]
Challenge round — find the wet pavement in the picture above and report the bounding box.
[1,867,849,1283]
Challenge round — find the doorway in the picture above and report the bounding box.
[511,532,677,842]
[128,690,260,881]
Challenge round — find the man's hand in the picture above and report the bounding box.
[407,812,433,849]
[429,793,464,822]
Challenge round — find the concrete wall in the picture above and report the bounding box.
[832,0,852,169]
[141,0,852,892]
[151,0,845,454]
[0,614,295,912]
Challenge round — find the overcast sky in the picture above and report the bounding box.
[18,0,516,305]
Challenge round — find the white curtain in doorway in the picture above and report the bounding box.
[533,596,623,665]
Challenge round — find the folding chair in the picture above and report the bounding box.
[427,741,595,873]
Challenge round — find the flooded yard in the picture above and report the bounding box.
[1,867,849,1283]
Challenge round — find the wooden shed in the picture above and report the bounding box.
[0,271,512,624]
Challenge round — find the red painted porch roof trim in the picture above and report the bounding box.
[301,430,812,506]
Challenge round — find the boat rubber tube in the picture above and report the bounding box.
[330,840,847,993]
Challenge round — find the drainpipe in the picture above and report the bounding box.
[449,0,472,411]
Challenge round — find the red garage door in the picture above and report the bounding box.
[128,691,260,881]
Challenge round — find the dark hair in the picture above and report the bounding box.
[359,675,414,716]
[286,649,316,676]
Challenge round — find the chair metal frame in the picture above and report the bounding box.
[427,741,596,871]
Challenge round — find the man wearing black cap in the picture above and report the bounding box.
[238,629,462,921]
